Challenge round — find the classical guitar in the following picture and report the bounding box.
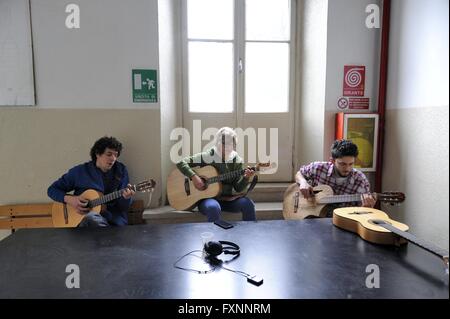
[52,179,156,227]
[282,183,405,220]
[167,163,272,211]
[333,207,449,268]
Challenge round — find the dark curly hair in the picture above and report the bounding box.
[90,136,122,162]
[331,139,359,159]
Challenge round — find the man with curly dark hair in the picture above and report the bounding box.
[295,139,375,216]
[48,136,135,227]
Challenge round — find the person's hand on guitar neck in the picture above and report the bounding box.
[122,184,136,199]
[192,174,206,191]
[64,195,90,214]
[243,166,256,179]
[361,193,376,208]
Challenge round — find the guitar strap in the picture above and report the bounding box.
[246,174,258,195]
[218,175,258,201]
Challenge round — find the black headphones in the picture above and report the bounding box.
[204,240,240,265]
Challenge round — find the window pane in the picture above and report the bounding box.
[245,43,289,113]
[246,0,291,41]
[187,0,234,40]
[188,42,233,113]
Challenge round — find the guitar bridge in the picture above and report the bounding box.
[63,204,68,225]
[293,192,299,213]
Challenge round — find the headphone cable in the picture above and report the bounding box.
[220,264,251,278]
[173,249,217,274]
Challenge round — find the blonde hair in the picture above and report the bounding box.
[214,127,237,148]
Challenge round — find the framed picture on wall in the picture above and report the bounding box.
[335,113,379,172]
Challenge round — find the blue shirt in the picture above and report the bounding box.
[47,161,131,226]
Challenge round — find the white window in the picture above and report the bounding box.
[183,0,293,113]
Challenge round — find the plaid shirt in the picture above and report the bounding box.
[299,161,370,195]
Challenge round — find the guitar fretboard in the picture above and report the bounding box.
[88,188,129,208]
[319,193,366,204]
[206,168,248,184]
[378,222,449,259]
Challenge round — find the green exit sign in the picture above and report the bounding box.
[132,69,158,103]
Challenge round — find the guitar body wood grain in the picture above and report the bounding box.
[333,207,409,245]
[167,166,222,211]
[52,189,103,228]
[282,184,334,220]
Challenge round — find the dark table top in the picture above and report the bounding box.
[0,219,448,299]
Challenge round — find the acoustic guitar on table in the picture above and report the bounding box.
[52,179,156,228]
[333,207,449,268]
[282,183,405,220]
[167,163,273,211]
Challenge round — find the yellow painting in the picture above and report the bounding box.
[344,114,378,171]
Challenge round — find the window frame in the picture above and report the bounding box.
[181,0,296,115]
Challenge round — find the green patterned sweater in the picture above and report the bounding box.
[176,147,250,197]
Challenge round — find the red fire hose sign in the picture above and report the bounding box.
[343,65,365,96]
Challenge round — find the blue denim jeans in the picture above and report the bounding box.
[78,212,109,228]
[198,197,256,222]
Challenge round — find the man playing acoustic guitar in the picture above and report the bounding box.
[295,139,376,217]
[47,136,135,227]
[176,127,257,222]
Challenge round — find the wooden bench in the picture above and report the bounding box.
[143,202,283,225]
[0,203,54,229]
[0,200,145,230]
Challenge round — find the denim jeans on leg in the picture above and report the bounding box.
[197,197,256,222]
[78,211,110,227]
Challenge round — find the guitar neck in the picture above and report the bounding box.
[379,222,449,259]
[207,168,247,184]
[319,193,370,204]
[88,188,127,208]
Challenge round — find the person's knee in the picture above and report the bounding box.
[232,197,255,221]
[200,200,221,214]
[79,212,109,227]
[199,200,221,222]
[238,197,255,210]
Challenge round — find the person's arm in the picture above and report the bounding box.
[176,152,205,178]
[115,166,133,213]
[233,162,253,193]
[295,164,315,198]
[355,173,376,208]
[47,170,75,203]
[47,168,90,212]
[176,152,207,190]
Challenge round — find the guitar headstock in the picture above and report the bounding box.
[135,179,156,192]
[378,192,406,205]
[254,162,277,172]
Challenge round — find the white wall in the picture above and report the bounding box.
[295,0,328,169]
[383,0,449,250]
[158,0,182,205]
[0,0,34,105]
[0,0,162,240]
[387,0,449,109]
[323,0,381,161]
[31,0,159,108]
[325,0,381,113]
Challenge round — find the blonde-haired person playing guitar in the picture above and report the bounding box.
[295,139,376,217]
[176,127,256,222]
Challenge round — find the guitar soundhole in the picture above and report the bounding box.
[369,219,391,226]
[349,211,372,215]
